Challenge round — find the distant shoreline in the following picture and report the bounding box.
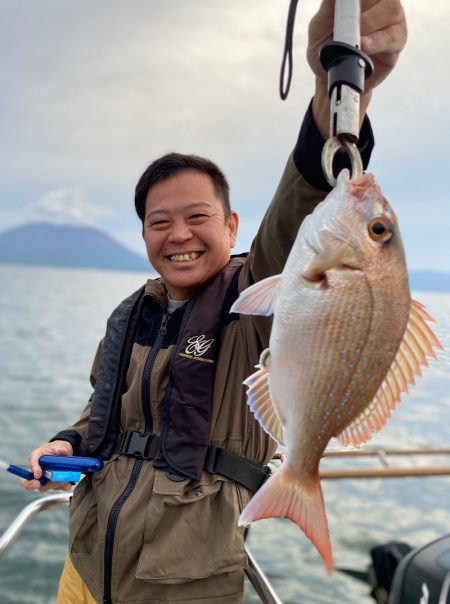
[1,261,449,293]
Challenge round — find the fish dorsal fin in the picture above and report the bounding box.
[230,274,282,316]
[337,299,443,447]
[243,349,286,446]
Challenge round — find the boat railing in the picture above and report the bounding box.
[2,448,450,603]
[0,491,72,561]
[0,491,282,604]
[320,447,450,479]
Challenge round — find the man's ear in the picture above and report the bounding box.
[228,211,239,248]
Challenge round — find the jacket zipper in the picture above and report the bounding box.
[103,311,169,604]
[103,457,143,604]
[141,313,169,433]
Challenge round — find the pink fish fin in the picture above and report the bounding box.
[239,465,333,573]
[243,349,285,446]
[230,274,282,316]
[337,299,443,448]
[409,299,444,354]
[302,242,349,282]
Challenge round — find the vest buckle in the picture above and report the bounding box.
[116,431,159,460]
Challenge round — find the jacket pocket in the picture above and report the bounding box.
[69,457,115,554]
[136,470,247,584]
[69,476,97,554]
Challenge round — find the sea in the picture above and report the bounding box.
[0,263,449,604]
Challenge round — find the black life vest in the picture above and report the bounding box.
[82,256,246,480]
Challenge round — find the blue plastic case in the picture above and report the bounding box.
[38,455,103,473]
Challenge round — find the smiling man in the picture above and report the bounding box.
[136,155,239,301]
[22,2,407,602]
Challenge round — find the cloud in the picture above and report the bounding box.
[0,1,449,270]
[28,187,114,226]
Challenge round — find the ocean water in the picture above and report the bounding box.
[0,263,449,604]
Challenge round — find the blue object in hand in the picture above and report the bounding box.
[38,455,103,473]
[2,456,103,486]
[5,464,48,486]
[38,455,104,483]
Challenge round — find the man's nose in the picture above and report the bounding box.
[168,221,193,243]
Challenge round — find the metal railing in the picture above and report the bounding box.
[2,448,450,602]
[321,447,450,479]
[0,492,282,604]
[0,491,72,560]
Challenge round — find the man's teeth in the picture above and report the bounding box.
[169,252,202,262]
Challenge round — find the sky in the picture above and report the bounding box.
[0,0,449,271]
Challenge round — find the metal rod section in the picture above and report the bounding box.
[329,0,362,141]
[321,466,450,480]
[320,448,450,479]
[0,492,72,560]
[334,0,361,46]
[324,448,450,457]
[378,450,389,468]
[245,545,283,604]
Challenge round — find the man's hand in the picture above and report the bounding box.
[307,0,407,137]
[20,440,74,492]
[308,0,407,92]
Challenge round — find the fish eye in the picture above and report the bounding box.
[368,216,393,244]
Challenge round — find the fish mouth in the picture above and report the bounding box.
[166,251,204,263]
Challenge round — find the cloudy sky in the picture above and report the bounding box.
[1,0,449,271]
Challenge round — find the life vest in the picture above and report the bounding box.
[81,255,269,489]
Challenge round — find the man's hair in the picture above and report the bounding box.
[135,152,231,224]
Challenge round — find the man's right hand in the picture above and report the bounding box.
[20,440,74,492]
[307,0,407,138]
[307,0,407,93]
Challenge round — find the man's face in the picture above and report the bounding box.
[143,170,239,301]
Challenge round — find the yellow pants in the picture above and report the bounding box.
[56,555,96,604]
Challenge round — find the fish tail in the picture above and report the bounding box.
[239,464,333,573]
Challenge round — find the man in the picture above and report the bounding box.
[22,1,407,602]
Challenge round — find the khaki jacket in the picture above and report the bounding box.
[62,155,326,603]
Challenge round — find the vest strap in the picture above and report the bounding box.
[115,431,160,460]
[115,431,271,493]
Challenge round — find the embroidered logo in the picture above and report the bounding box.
[184,335,214,357]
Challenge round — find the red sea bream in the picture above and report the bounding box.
[231,170,442,572]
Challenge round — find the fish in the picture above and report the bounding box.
[230,170,442,572]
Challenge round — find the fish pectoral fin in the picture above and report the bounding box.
[337,299,443,448]
[243,353,285,446]
[239,465,333,573]
[302,243,349,282]
[230,274,282,316]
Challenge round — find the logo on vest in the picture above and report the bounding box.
[185,335,214,356]
[179,335,215,364]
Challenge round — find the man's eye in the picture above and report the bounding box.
[149,220,169,227]
[190,214,208,221]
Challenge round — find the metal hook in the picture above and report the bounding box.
[321,136,363,187]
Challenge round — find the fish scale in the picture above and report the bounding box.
[231,170,442,572]
[274,277,374,467]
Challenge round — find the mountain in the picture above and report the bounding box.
[0,222,149,272]
[1,223,450,291]
[409,270,450,293]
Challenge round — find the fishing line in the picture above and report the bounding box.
[279,0,300,100]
